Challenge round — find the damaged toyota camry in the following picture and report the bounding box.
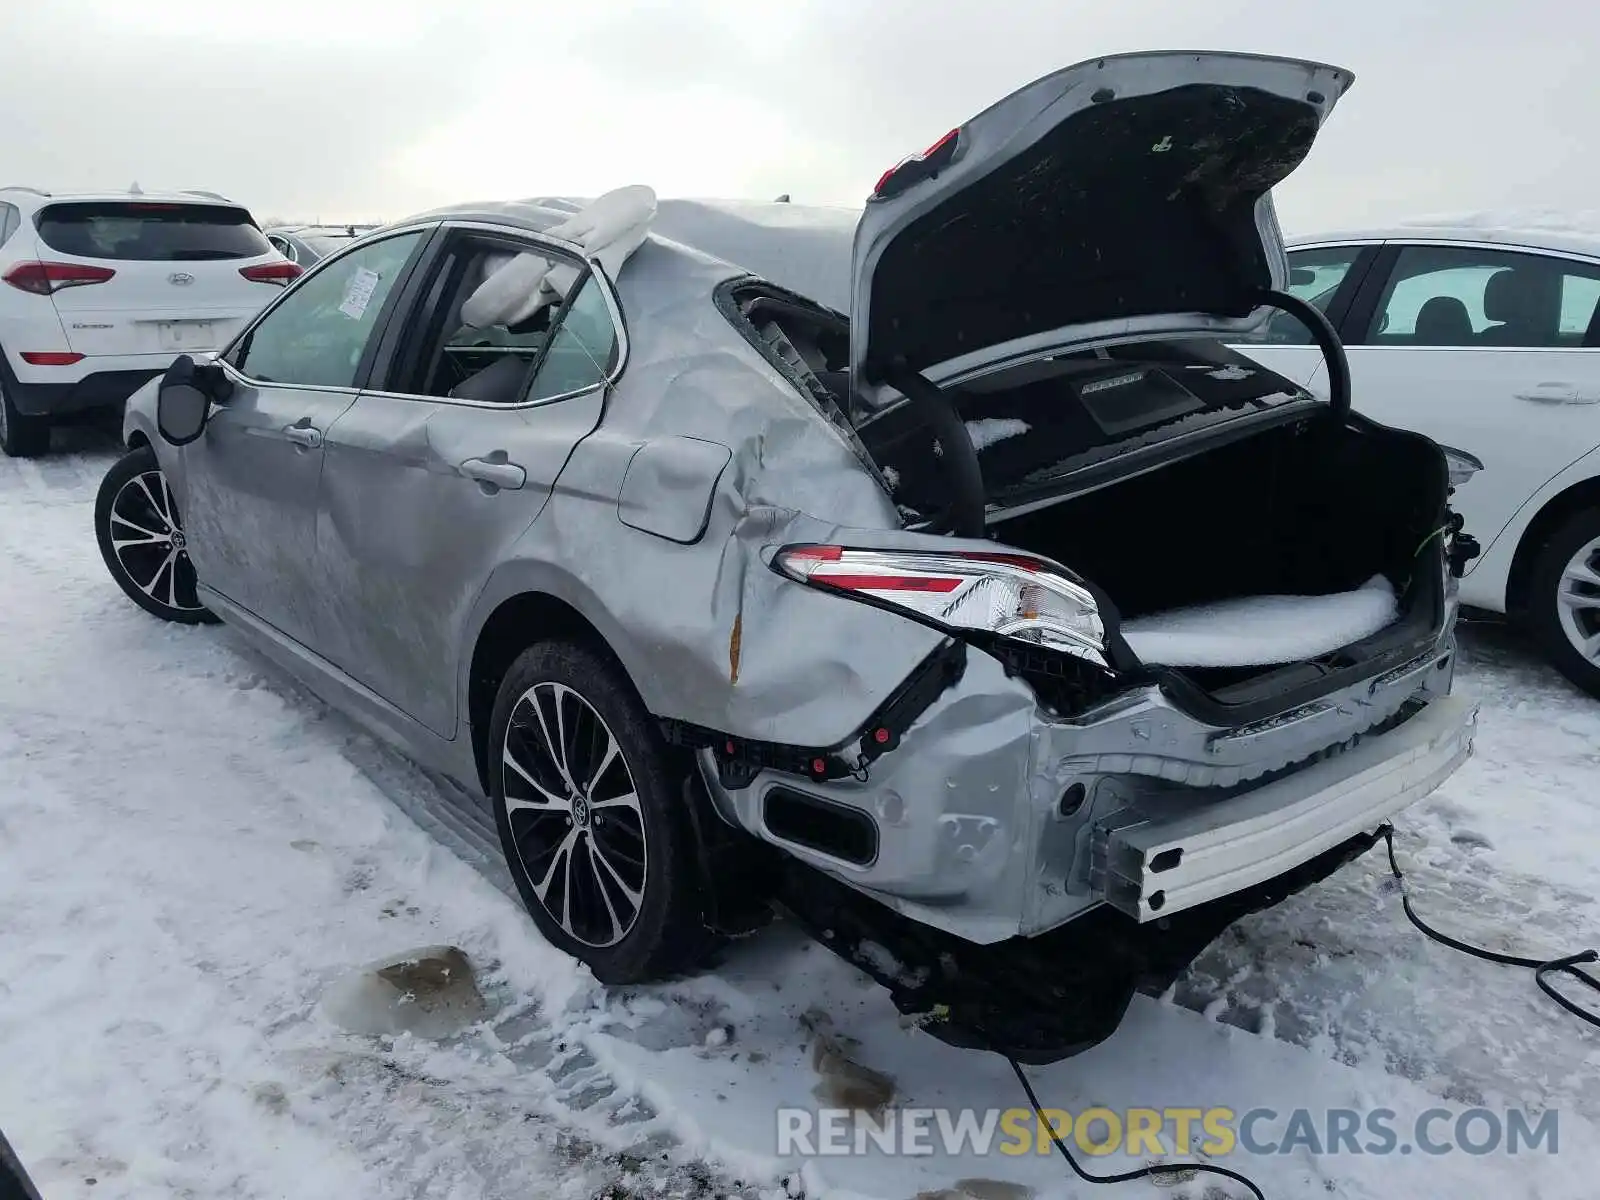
[95,50,1480,1062]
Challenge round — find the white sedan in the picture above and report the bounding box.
[1235,222,1600,698]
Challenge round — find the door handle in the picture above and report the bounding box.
[1514,383,1597,405]
[282,422,323,448]
[459,454,526,491]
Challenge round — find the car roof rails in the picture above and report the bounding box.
[0,186,50,197]
[181,189,233,202]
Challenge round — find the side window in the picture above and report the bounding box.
[1562,275,1600,345]
[0,204,17,247]
[527,274,619,402]
[1238,246,1362,345]
[1358,245,1600,349]
[392,236,619,405]
[392,239,579,403]
[228,230,424,388]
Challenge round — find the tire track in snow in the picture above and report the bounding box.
[0,464,745,1200]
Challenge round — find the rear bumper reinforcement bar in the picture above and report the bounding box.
[1096,693,1478,922]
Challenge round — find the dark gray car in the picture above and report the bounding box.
[265,223,381,267]
[94,51,1477,1061]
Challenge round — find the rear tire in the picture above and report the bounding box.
[489,639,711,983]
[94,445,219,624]
[1526,508,1600,700]
[0,373,50,458]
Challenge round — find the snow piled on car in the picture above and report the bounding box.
[963,418,1031,452]
[1395,207,1600,240]
[1123,574,1400,667]
[649,199,859,314]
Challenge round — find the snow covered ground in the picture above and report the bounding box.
[2,425,1597,1200]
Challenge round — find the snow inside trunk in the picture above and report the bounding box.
[985,410,1449,682]
[1119,575,1399,668]
[851,338,1451,693]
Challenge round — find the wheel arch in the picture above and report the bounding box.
[1506,475,1600,618]
[463,570,666,795]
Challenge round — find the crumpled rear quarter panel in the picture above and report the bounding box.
[480,240,948,748]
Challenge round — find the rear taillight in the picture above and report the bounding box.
[19,351,85,366]
[873,128,961,200]
[2,261,116,295]
[239,262,303,286]
[775,544,1107,662]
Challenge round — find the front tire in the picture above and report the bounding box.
[94,445,218,624]
[1526,509,1600,699]
[489,639,710,984]
[0,374,50,458]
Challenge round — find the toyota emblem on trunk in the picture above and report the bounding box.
[168,272,194,285]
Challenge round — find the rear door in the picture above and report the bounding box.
[314,225,624,736]
[34,200,291,357]
[1335,241,1600,565]
[181,227,430,647]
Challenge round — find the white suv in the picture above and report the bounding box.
[0,187,299,456]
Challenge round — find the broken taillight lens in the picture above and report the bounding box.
[775,544,1107,663]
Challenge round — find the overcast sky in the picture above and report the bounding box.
[2,0,1594,235]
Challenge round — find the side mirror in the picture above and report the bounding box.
[1289,266,1317,287]
[157,354,230,446]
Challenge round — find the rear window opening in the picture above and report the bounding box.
[854,339,1317,519]
[303,234,357,257]
[722,279,1448,707]
[724,283,850,404]
[716,280,882,472]
[715,281,1326,527]
[35,202,272,262]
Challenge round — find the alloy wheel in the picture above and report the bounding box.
[501,682,649,948]
[107,469,206,613]
[1556,534,1600,668]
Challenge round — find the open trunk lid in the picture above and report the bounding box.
[848,51,1353,397]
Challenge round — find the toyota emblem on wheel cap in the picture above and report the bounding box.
[168,272,194,286]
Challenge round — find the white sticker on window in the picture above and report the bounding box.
[338,267,381,320]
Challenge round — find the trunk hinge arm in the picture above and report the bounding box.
[871,358,988,539]
[1252,287,1352,421]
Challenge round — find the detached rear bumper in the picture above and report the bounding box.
[1094,692,1477,922]
[705,630,1473,946]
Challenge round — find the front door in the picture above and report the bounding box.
[180,228,429,646]
[315,228,623,736]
